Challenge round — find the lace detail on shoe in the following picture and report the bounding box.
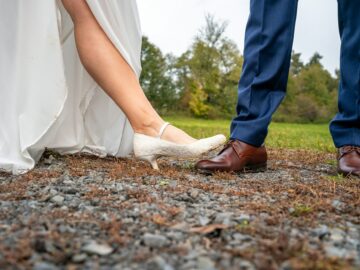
[219,141,234,153]
[339,146,360,157]
[219,140,242,159]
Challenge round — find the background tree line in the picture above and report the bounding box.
[140,15,339,123]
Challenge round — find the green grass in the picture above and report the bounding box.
[164,116,335,152]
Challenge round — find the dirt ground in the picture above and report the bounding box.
[0,149,359,270]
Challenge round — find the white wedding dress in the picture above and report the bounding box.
[0,0,142,174]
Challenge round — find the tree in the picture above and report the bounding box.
[140,36,177,114]
[274,52,338,123]
[174,15,243,118]
[307,52,323,67]
[290,51,304,76]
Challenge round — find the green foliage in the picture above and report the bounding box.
[140,36,177,114]
[173,15,243,118]
[189,86,211,117]
[274,51,338,123]
[290,52,304,76]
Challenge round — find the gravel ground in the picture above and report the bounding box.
[0,149,359,270]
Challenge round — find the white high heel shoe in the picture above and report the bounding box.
[133,122,226,170]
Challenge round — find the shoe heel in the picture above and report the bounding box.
[139,155,159,170]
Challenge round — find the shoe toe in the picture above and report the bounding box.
[195,159,212,170]
[207,134,227,149]
[214,134,226,145]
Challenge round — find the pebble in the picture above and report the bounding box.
[82,242,113,256]
[238,260,256,270]
[49,189,58,196]
[72,253,88,263]
[199,216,211,226]
[143,233,168,248]
[329,228,345,242]
[43,155,55,165]
[197,256,217,270]
[50,195,64,205]
[332,199,345,211]
[148,256,174,270]
[189,189,200,199]
[214,212,233,225]
[232,233,253,242]
[312,225,330,240]
[33,262,59,270]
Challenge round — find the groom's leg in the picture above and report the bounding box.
[196,0,299,173]
[230,0,299,146]
[330,0,360,148]
[330,0,360,176]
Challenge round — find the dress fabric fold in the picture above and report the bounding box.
[0,0,142,174]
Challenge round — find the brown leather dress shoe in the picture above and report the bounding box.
[338,146,360,177]
[196,140,267,174]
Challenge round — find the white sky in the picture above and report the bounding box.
[137,0,341,75]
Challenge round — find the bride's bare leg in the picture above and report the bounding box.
[61,0,195,144]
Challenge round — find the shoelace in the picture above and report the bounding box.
[218,140,234,154]
[218,140,242,157]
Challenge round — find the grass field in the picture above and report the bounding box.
[164,116,335,152]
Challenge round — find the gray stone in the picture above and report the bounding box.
[49,189,58,196]
[43,155,55,165]
[324,245,348,259]
[197,256,217,270]
[332,200,345,211]
[279,261,292,270]
[58,225,76,234]
[166,231,184,241]
[312,225,330,240]
[63,180,74,185]
[238,260,256,270]
[33,262,59,270]
[329,228,345,243]
[68,197,81,209]
[180,260,198,270]
[50,195,64,205]
[60,206,68,211]
[232,233,253,242]
[199,216,211,226]
[189,189,200,199]
[115,183,124,191]
[214,212,233,225]
[143,233,168,248]
[82,242,113,256]
[148,256,174,270]
[72,253,88,263]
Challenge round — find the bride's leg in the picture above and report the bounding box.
[61,0,195,144]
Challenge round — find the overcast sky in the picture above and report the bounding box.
[137,0,340,75]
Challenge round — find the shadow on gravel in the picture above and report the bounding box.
[0,149,359,270]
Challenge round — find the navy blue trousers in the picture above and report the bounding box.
[230,0,360,148]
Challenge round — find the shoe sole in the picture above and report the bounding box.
[197,163,267,175]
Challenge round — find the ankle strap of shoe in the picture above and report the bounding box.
[157,122,170,139]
